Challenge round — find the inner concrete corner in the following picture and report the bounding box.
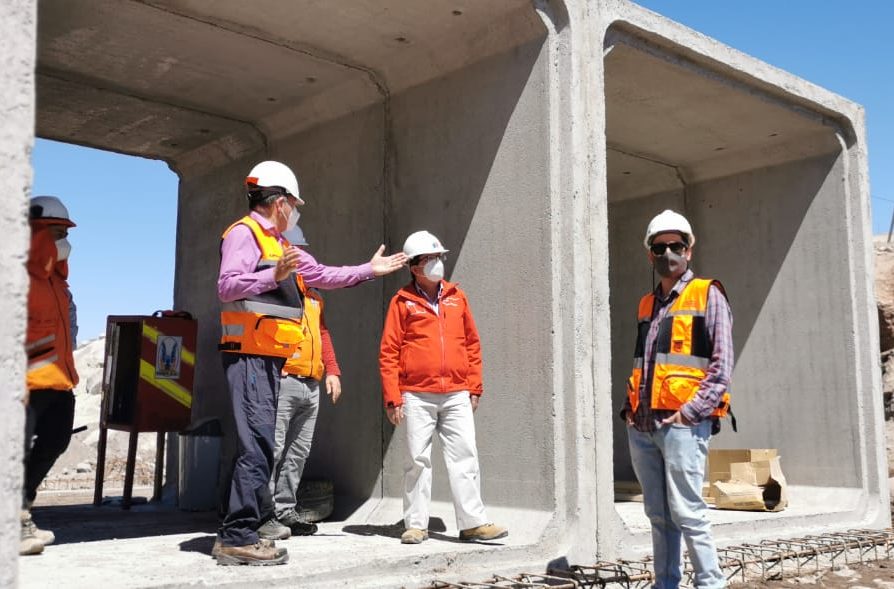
[0,0,887,586]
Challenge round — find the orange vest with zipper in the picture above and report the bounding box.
[627,278,731,417]
[26,229,78,391]
[219,216,306,358]
[283,289,324,380]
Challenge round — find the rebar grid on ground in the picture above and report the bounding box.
[424,528,894,588]
[429,572,578,588]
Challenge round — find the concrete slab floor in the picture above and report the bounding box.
[19,490,548,589]
[615,485,864,534]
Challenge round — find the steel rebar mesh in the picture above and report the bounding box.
[423,528,894,589]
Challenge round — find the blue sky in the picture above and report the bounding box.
[32,1,894,340]
[32,141,178,342]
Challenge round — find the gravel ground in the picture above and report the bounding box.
[729,559,894,588]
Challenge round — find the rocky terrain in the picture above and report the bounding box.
[40,335,158,492]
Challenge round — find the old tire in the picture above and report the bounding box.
[296,479,334,522]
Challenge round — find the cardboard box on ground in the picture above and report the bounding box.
[707,449,788,512]
[615,449,788,512]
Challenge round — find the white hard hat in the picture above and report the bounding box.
[30,195,75,227]
[644,209,694,248]
[403,230,448,259]
[245,160,304,205]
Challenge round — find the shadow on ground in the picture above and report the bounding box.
[31,502,218,544]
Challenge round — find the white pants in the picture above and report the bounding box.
[402,391,488,531]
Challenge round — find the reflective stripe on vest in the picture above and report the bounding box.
[219,215,306,358]
[284,290,324,380]
[627,278,731,418]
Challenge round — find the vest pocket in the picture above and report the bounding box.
[257,317,304,347]
[659,373,700,408]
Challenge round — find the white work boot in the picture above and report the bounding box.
[22,509,55,546]
[20,511,45,555]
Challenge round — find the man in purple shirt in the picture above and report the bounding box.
[214,160,406,565]
[621,210,732,589]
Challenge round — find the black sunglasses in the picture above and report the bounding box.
[649,242,688,256]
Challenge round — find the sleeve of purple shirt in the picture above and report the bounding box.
[681,284,735,422]
[296,248,375,290]
[217,224,279,303]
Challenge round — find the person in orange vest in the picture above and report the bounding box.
[21,196,79,556]
[379,230,507,545]
[215,160,406,565]
[267,225,341,537]
[621,210,733,589]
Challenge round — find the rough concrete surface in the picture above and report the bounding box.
[0,0,35,584]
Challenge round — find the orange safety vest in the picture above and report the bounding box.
[26,229,78,391]
[219,216,306,358]
[627,278,731,418]
[283,289,324,380]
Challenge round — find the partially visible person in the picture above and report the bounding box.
[621,209,733,589]
[21,196,79,556]
[379,230,507,545]
[269,225,342,537]
[215,160,405,565]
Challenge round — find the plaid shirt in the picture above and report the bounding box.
[622,269,734,432]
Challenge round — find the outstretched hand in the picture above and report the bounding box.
[370,245,408,277]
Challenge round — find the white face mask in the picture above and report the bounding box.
[55,238,71,262]
[423,258,445,281]
[279,199,300,231]
[287,207,300,231]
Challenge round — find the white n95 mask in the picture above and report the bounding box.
[286,207,300,231]
[423,258,444,281]
[55,238,72,262]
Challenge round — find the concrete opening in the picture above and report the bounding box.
[31,1,561,583]
[28,138,179,502]
[604,22,869,543]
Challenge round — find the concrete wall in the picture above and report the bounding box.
[609,154,863,487]
[380,37,553,511]
[271,104,388,507]
[0,0,35,581]
[174,36,555,516]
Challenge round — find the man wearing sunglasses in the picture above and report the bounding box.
[621,209,733,589]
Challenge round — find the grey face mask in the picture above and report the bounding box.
[653,250,687,278]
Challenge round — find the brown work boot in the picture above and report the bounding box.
[400,528,428,544]
[20,511,44,555]
[459,523,508,542]
[212,537,276,559]
[22,510,55,545]
[216,541,289,566]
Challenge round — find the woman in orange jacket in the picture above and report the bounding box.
[379,230,507,545]
[21,196,79,555]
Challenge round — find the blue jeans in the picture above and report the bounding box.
[627,420,725,589]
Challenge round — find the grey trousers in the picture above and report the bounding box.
[270,375,320,518]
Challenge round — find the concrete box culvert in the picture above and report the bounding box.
[4,0,887,587]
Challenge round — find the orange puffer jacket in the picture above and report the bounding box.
[26,228,78,391]
[379,280,482,407]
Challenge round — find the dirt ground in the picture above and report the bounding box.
[729,559,894,588]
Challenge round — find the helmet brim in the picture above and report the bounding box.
[31,218,76,228]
